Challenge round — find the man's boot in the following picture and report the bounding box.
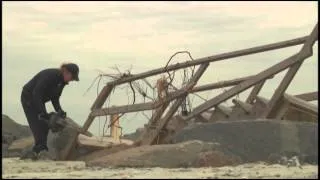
[37,150,52,160]
[20,149,38,161]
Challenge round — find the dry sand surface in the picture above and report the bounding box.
[2,158,318,179]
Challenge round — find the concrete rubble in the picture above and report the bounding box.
[86,140,242,168]
[3,115,318,169]
[172,119,318,165]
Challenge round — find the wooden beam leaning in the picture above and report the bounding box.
[261,23,318,118]
[190,75,275,93]
[91,84,114,110]
[183,24,318,121]
[135,77,171,146]
[108,36,308,86]
[232,99,253,114]
[140,63,210,145]
[245,80,266,104]
[295,91,318,101]
[275,101,290,120]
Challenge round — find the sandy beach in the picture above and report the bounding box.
[2,158,318,179]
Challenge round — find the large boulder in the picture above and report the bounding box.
[87,140,242,168]
[172,119,318,164]
[47,117,83,160]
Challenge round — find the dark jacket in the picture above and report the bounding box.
[23,68,67,115]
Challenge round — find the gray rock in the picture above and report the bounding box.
[47,117,80,160]
[172,119,318,164]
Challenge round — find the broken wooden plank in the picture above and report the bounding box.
[201,111,213,121]
[108,36,308,86]
[275,101,290,120]
[262,63,305,118]
[285,107,318,122]
[232,99,253,114]
[286,106,318,121]
[141,63,210,145]
[251,96,270,117]
[143,97,189,145]
[229,99,254,120]
[256,96,270,105]
[77,134,133,149]
[194,114,209,123]
[209,110,228,122]
[229,106,255,121]
[134,100,170,146]
[91,102,155,116]
[284,93,318,115]
[170,75,274,95]
[91,84,114,110]
[262,24,318,118]
[245,80,266,104]
[191,75,253,92]
[183,24,318,121]
[295,91,318,101]
[215,105,233,116]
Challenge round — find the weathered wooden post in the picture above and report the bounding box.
[110,114,120,141]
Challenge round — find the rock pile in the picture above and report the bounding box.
[2,114,31,157]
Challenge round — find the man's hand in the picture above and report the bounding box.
[51,125,65,133]
[57,110,67,119]
[48,112,67,133]
[38,113,50,122]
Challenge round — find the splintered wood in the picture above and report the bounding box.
[140,63,209,145]
[135,75,170,145]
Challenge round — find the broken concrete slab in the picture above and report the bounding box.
[87,140,242,168]
[122,128,144,141]
[76,144,133,162]
[77,134,133,148]
[172,119,318,164]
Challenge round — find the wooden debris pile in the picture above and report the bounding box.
[50,23,318,167]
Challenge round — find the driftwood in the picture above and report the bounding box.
[185,24,318,121]
[108,36,308,86]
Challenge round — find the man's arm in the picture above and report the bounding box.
[32,76,50,115]
[52,97,62,112]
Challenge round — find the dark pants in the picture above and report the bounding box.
[21,90,49,153]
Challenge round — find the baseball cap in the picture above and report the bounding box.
[64,63,79,81]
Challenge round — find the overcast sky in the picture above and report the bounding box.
[2,1,318,136]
